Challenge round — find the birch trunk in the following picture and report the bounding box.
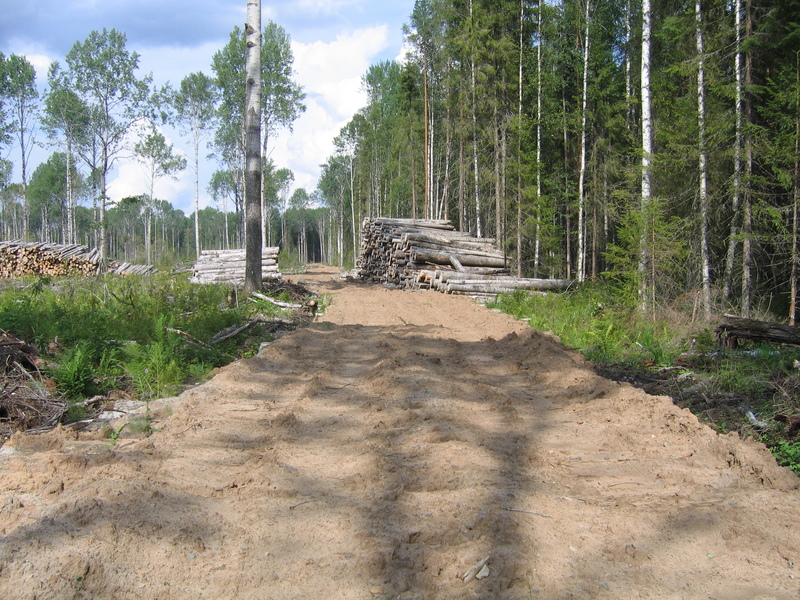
[516,0,524,278]
[350,155,357,264]
[696,0,711,317]
[66,142,75,245]
[534,0,543,278]
[724,0,743,302]
[640,0,653,313]
[470,0,482,238]
[790,54,800,325]
[741,0,753,318]
[423,69,430,220]
[243,0,263,294]
[193,128,201,258]
[577,0,591,283]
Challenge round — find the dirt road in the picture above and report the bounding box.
[1,266,798,599]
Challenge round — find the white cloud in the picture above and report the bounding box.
[108,159,191,206]
[292,0,361,16]
[270,25,389,194]
[291,26,387,119]
[136,42,222,87]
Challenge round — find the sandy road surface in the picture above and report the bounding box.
[0,265,798,600]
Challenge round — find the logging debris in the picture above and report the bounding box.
[0,331,66,441]
[356,217,571,299]
[0,241,154,278]
[189,247,281,285]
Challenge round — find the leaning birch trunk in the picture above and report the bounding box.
[243,0,262,295]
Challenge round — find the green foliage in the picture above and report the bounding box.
[51,343,94,399]
[491,283,650,364]
[121,315,183,400]
[0,273,275,410]
[772,441,800,475]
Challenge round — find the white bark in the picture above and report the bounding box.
[516,0,524,278]
[194,127,201,258]
[470,0,481,237]
[577,0,591,283]
[724,0,743,301]
[639,0,653,311]
[534,0,543,278]
[697,0,711,317]
[243,0,263,293]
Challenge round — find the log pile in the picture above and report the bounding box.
[0,241,155,278]
[189,247,281,285]
[357,217,571,299]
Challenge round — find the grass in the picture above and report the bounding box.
[489,284,800,476]
[0,272,302,421]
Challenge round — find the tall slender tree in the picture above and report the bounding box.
[639,0,653,312]
[696,0,711,317]
[43,63,90,244]
[64,28,151,263]
[133,126,186,264]
[243,0,263,294]
[3,54,38,239]
[174,72,218,258]
[576,0,591,283]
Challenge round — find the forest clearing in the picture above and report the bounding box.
[0,265,797,600]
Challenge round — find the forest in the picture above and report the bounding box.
[321,0,800,321]
[1,0,799,320]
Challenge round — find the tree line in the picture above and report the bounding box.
[0,23,310,266]
[2,1,799,320]
[316,0,800,320]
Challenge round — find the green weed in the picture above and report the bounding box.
[51,343,95,399]
[772,440,800,475]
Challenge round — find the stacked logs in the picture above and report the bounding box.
[0,241,155,278]
[357,217,571,299]
[189,247,281,285]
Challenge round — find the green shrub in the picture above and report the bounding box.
[121,315,184,400]
[52,343,95,399]
[772,440,800,475]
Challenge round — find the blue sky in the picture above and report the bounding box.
[0,0,414,214]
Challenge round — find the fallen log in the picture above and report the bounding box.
[410,250,507,269]
[716,314,800,348]
[442,277,572,294]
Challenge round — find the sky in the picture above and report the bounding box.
[0,0,415,215]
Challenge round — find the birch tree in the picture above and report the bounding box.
[3,54,38,239]
[43,63,90,244]
[723,0,744,302]
[133,127,186,264]
[576,0,591,283]
[639,0,653,312]
[243,0,263,294]
[64,28,151,263]
[174,72,218,258]
[741,0,753,317]
[260,22,305,245]
[696,0,710,317]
